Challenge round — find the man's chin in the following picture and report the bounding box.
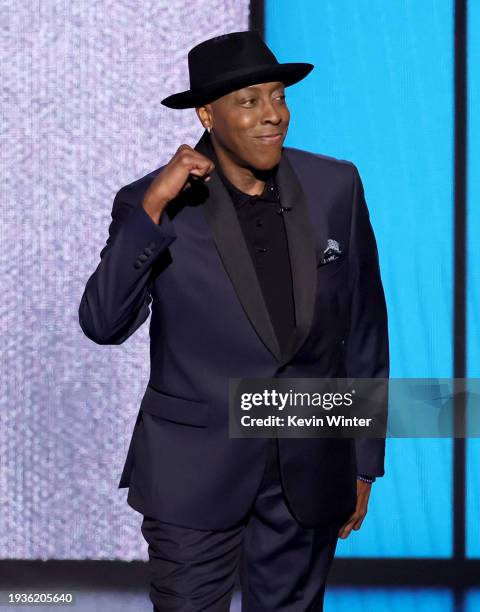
[249,155,282,175]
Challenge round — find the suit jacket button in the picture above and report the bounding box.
[134,261,142,269]
[143,247,153,256]
[148,241,156,249]
[139,253,149,262]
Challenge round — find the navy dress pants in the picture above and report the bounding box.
[140,438,341,611]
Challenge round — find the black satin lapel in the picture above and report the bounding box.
[276,151,318,365]
[195,131,282,361]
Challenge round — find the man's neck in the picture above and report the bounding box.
[210,135,274,197]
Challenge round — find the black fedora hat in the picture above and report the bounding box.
[160,30,314,109]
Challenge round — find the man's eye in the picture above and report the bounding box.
[241,95,285,105]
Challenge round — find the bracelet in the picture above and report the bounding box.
[357,475,375,484]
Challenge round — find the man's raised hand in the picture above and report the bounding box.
[142,144,215,224]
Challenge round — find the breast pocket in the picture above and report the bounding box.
[140,384,210,427]
[316,254,347,279]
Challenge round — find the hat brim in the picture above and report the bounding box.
[160,62,314,109]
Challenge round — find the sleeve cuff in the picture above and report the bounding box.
[357,474,376,483]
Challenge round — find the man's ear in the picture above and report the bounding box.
[195,104,212,129]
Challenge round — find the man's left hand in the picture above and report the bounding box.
[337,479,372,539]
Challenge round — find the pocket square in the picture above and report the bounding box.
[318,238,343,265]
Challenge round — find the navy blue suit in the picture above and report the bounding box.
[78,129,389,532]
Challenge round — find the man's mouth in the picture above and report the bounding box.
[254,132,284,144]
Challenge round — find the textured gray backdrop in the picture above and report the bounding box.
[1,0,249,560]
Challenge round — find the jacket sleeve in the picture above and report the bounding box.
[78,186,177,345]
[344,163,390,478]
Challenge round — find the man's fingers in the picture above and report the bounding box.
[176,144,194,154]
[338,516,356,539]
[338,511,366,538]
[352,516,365,530]
[338,525,353,539]
[184,155,214,178]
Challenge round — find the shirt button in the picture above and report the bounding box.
[255,219,263,227]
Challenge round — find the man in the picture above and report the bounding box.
[79,31,389,611]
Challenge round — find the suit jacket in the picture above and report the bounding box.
[78,129,389,530]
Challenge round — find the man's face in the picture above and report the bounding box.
[197,81,290,171]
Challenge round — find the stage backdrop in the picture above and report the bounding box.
[0,1,250,560]
[2,0,478,567]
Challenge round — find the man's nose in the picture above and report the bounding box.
[261,101,282,123]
